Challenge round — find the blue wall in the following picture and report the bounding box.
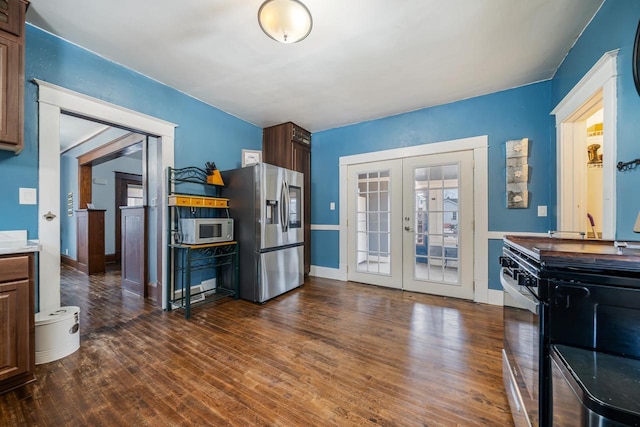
[552,0,640,240]
[0,25,262,239]
[311,0,640,289]
[5,1,640,294]
[312,81,554,289]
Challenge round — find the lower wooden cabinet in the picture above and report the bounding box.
[0,253,35,394]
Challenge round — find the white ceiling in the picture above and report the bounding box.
[59,114,109,153]
[27,0,604,133]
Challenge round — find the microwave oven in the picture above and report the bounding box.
[179,218,234,244]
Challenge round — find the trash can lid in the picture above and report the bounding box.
[35,306,80,325]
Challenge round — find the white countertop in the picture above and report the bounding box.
[0,231,41,255]
[0,240,41,255]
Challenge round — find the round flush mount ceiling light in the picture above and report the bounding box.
[258,0,313,44]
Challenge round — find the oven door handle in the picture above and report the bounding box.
[500,268,539,315]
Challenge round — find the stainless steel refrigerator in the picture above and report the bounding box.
[221,163,304,302]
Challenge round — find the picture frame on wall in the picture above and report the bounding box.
[242,149,262,167]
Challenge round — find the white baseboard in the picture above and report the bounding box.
[310,265,347,281]
[487,289,504,306]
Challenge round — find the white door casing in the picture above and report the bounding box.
[551,50,618,240]
[36,80,176,312]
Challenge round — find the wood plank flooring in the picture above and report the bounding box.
[0,265,513,426]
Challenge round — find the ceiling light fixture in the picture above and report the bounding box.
[258,0,313,44]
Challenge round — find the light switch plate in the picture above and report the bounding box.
[537,205,547,217]
[19,188,37,205]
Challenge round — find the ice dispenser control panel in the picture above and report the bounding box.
[266,200,279,224]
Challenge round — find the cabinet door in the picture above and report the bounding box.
[262,123,293,168]
[0,279,30,382]
[293,142,311,274]
[0,33,20,149]
[0,0,25,37]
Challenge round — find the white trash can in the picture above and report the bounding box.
[34,306,80,364]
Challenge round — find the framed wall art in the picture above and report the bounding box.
[242,149,261,167]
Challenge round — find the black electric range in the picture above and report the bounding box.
[500,235,640,427]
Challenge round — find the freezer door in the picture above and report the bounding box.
[261,164,304,249]
[258,245,304,303]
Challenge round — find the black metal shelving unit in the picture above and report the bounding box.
[166,166,238,319]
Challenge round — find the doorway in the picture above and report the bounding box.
[346,151,474,299]
[552,50,618,240]
[115,171,143,263]
[36,80,176,313]
[340,136,487,302]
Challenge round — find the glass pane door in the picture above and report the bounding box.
[412,164,460,284]
[347,159,402,289]
[356,170,391,274]
[402,151,474,300]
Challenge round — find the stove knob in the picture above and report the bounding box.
[500,256,518,268]
[518,274,529,287]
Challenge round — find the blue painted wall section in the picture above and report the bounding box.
[3,1,639,295]
[552,0,640,240]
[0,25,262,238]
[311,81,555,289]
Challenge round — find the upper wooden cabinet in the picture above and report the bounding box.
[263,122,312,275]
[0,0,27,154]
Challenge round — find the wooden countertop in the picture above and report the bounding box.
[504,235,640,271]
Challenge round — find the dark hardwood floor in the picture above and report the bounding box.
[0,265,513,426]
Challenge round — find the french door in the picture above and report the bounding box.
[347,151,474,299]
[347,160,403,288]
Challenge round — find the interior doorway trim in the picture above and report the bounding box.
[551,49,618,239]
[338,135,489,303]
[36,79,176,311]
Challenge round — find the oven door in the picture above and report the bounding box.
[501,268,541,427]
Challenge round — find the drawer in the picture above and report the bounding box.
[0,255,29,282]
[168,196,190,206]
[203,198,228,208]
[190,197,204,207]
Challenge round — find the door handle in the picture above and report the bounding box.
[404,226,414,231]
[44,211,57,221]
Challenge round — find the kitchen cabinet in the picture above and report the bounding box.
[263,122,311,275]
[0,252,35,394]
[0,0,28,153]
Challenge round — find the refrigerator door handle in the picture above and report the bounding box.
[284,180,291,231]
[280,180,288,233]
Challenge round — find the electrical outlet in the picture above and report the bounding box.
[537,206,547,217]
[330,202,336,211]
